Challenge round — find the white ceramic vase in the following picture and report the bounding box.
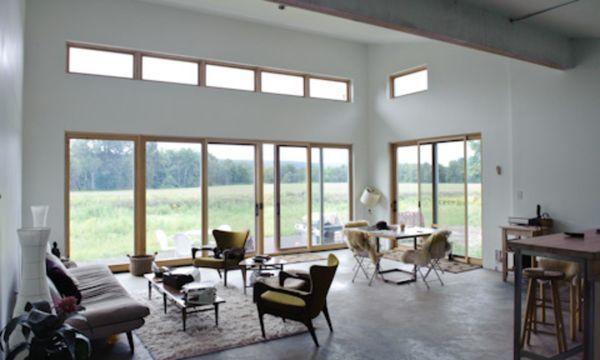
[31,205,49,228]
[13,228,52,316]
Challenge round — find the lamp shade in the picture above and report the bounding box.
[360,187,380,208]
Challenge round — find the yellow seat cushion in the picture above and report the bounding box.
[193,257,225,268]
[260,291,306,308]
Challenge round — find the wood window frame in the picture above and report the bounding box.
[66,42,351,103]
[307,75,352,103]
[65,131,353,272]
[389,133,481,264]
[66,42,139,80]
[140,53,201,86]
[389,65,428,99]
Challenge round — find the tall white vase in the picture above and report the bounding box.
[13,228,52,316]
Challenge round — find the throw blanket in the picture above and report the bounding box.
[344,229,380,264]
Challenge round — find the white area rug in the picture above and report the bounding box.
[132,285,306,360]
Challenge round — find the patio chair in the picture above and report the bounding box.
[155,230,170,251]
[401,230,451,289]
[397,210,424,227]
[173,233,192,258]
[343,220,381,286]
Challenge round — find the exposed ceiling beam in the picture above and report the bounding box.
[266,0,575,69]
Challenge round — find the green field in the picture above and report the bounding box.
[70,183,349,263]
[70,182,480,263]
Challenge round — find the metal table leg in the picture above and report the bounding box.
[514,250,522,360]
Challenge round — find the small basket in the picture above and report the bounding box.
[127,253,156,276]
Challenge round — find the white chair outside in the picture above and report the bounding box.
[173,233,192,258]
[155,230,170,251]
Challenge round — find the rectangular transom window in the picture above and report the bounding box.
[391,66,428,98]
[142,56,199,85]
[68,46,134,79]
[205,64,255,91]
[261,71,304,97]
[308,78,349,102]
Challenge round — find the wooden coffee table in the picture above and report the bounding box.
[239,257,287,295]
[144,274,225,331]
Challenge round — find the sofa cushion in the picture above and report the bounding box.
[67,265,149,330]
[261,291,306,308]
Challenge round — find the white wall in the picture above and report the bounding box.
[367,42,513,269]
[0,0,25,326]
[22,0,369,251]
[510,40,600,231]
[367,39,600,269]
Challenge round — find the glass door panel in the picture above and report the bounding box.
[69,139,134,265]
[263,144,276,254]
[395,146,419,223]
[436,140,466,257]
[321,148,350,245]
[145,141,202,260]
[277,146,308,250]
[207,144,256,251]
[418,144,434,227]
[467,139,482,259]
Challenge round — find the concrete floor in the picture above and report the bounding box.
[90,250,577,360]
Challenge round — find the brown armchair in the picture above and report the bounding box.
[254,254,339,346]
[191,229,249,286]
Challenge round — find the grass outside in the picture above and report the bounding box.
[70,182,480,263]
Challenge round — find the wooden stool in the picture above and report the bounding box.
[522,268,567,354]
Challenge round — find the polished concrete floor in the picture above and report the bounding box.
[90,250,579,360]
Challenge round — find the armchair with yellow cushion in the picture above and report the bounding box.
[254,254,339,346]
[191,229,249,287]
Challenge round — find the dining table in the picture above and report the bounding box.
[509,229,600,360]
[360,226,436,285]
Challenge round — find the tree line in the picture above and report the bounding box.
[70,140,349,191]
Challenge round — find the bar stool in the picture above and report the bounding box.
[521,268,567,354]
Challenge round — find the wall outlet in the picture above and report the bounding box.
[495,249,503,263]
[516,190,524,200]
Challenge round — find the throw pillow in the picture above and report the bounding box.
[46,257,82,304]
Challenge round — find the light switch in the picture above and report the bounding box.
[517,190,524,200]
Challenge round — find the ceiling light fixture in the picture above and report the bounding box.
[510,0,579,23]
[278,4,286,10]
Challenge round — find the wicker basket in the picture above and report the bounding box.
[127,253,156,276]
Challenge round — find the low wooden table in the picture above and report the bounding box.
[239,257,287,295]
[361,226,436,285]
[144,274,225,331]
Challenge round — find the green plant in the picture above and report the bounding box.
[0,297,90,360]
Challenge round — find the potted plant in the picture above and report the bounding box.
[0,297,91,360]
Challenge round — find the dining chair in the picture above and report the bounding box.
[343,220,381,286]
[401,230,451,289]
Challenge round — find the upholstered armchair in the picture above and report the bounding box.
[254,254,339,346]
[401,230,451,289]
[191,229,249,286]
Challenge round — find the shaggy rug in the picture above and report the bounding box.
[383,249,481,274]
[132,285,307,360]
[276,252,327,264]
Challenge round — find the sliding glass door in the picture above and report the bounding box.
[68,138,135,265]
[276,145,309,251]
[435,140,467,257]
[392,135,482,262]
[67,133,352,270]
[145,141,202,260]
[207,143,257,252]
